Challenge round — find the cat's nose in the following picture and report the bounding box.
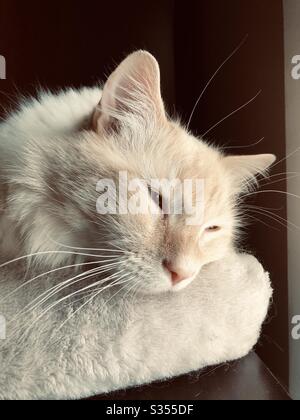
[163,260,194,285]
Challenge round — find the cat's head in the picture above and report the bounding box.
[9,51,275,294]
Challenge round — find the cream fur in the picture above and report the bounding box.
[0,51,275,399]
[0,52,275,282]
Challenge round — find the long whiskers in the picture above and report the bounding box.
[201,90,262,139]
[0,250,124,270]
[243,204,300,231]
[244,213,281,232]
[24,269,131,342]
[243,189,300,201]
[53,272,137,338]
[222,136,265,150]
[258,174,300,188]
[187,34,249,128]
[269,146,300,171]
[0,258,124,303]
[7,268,129,345]
[47,237,132,255]
[8,261,126,326]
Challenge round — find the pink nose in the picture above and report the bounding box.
[163,260,194,285]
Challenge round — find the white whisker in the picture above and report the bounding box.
[36,270,132,346]
[270,146,300,171]
[245,213,280,232]
[245,205,300,231]
[258,174,300,188]
[8,269,129,344]
[0,250,122,270]
[47,237,131,254]
[52,272,134,335]
[187,34,249,128]
[243,189,300,200]
[202,90,262,139]
[246,209,289,231]
[0,258,124,303]
[8,262,125,325]
[222,136,265,150]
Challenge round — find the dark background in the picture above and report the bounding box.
[0,0,288,394]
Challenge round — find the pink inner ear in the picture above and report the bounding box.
[92,105,103,132]
[92,51,166,134]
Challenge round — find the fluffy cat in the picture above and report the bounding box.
[0,51,274,399]
[0,51,275,293]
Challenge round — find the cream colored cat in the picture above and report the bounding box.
[0,51,274,399]
[0,51,274,292]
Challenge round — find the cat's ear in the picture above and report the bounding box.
[223,153,276,191]
[92,51,166,133]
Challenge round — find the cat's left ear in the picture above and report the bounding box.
[92,51,166,133]
[223,153,276,191]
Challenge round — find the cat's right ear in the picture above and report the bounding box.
[92,51,166,134]
[223,153,276,192]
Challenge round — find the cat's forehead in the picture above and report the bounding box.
[133,125,223,175]
[83,122,229,188]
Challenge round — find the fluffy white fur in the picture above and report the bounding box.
[0,51,275,283]
[0,252,272,400]
[0,51,275,399]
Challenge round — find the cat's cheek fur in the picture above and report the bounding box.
[0,213,21,258]
[5,195,86,267]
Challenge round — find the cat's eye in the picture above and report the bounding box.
[148,186,163,210]
[205,225,221,233]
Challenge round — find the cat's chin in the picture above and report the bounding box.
[171,277,195,292]
[134,276,197,296]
